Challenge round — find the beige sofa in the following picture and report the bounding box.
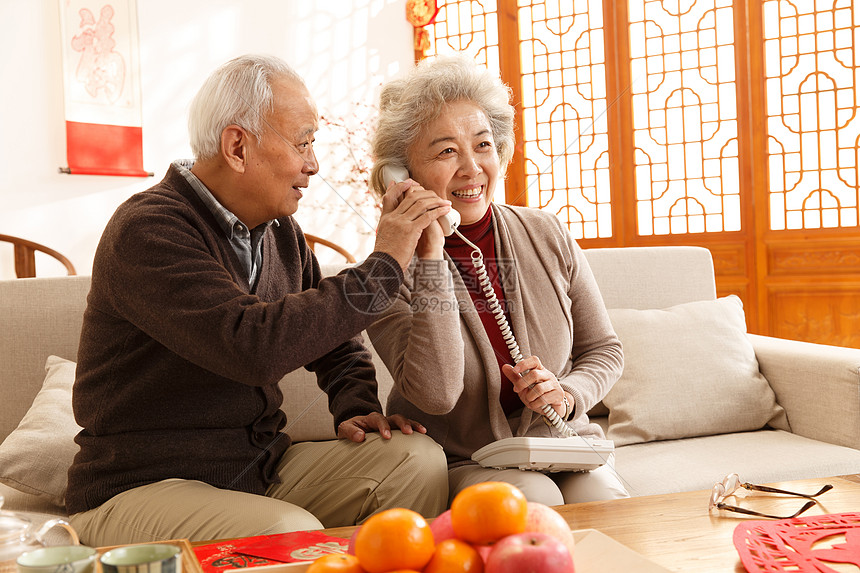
[3,245,860,518]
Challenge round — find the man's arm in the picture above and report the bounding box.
[98,199,403,388]
[305,331,380,425]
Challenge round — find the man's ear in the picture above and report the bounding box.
[221,125,248,173]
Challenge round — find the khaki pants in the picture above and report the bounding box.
[448,454,629,507]
[70,432,448,546]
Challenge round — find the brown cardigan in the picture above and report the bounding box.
[67,165,403,514]
[367,204,623,466]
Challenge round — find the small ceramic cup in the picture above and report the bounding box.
[99,544,182,573]
[16,545,97,573]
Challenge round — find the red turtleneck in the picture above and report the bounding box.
[445,207,522,416]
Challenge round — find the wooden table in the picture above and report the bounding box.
[309,475,860,572]
[550,474,860,572]
[201,475,860,572]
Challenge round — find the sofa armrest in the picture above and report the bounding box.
[750,333,860,449]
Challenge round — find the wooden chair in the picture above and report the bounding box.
[304,233,357,263]
[0,234,77,278]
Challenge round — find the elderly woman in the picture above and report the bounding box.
[366,54,629,506]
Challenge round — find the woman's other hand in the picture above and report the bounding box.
[502,356,570,419]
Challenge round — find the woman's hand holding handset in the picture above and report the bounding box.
[502,356,570,419]
[379,165,460,261]
[374,167,453,270]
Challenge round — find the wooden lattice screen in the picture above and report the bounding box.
[417,0,860,347]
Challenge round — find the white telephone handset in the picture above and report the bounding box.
[382,165,461,236]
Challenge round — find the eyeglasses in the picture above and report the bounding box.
[709,473,833,519]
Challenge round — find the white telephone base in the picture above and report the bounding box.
[471,436,614,473]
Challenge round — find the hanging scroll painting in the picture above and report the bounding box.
[58,0,149,176]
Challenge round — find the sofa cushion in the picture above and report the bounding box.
[0,356,80,508]
[584,246,717,310]
[603,296,785,446]
[279,366,337,442]
[613,429,860,497]
[0,276,89,443]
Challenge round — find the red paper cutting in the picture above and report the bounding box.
[734,512,860,572]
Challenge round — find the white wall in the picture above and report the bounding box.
[0,0,413,278]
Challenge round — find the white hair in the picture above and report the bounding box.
[188,54,305,160]
[370,53,515,196]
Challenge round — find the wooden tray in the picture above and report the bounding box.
[96,539,203,573]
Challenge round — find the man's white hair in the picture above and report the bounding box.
[188,54,305,160]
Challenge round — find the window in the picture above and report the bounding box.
[763,1,860,231]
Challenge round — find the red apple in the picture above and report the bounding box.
[525,501,576,556]
[430,509,455,544]
[473,543,492,563]
[485,532,574,573]
[346,525,360,555]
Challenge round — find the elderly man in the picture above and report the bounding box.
[66,54,453,546]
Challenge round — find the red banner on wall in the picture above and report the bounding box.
[59,0,149,177]
[64,121,147,176]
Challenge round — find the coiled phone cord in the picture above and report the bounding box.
[452,227,576,438]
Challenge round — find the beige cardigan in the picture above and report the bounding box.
[367,204,623,466]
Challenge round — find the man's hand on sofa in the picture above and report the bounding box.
[337,412,428,442]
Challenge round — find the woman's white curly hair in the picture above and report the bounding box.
[370,54,515,197]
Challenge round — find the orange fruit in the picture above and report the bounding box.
[306,553,365,573]
[424,538,484,573]
[353,508,435,573]
[450,481,528,545]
